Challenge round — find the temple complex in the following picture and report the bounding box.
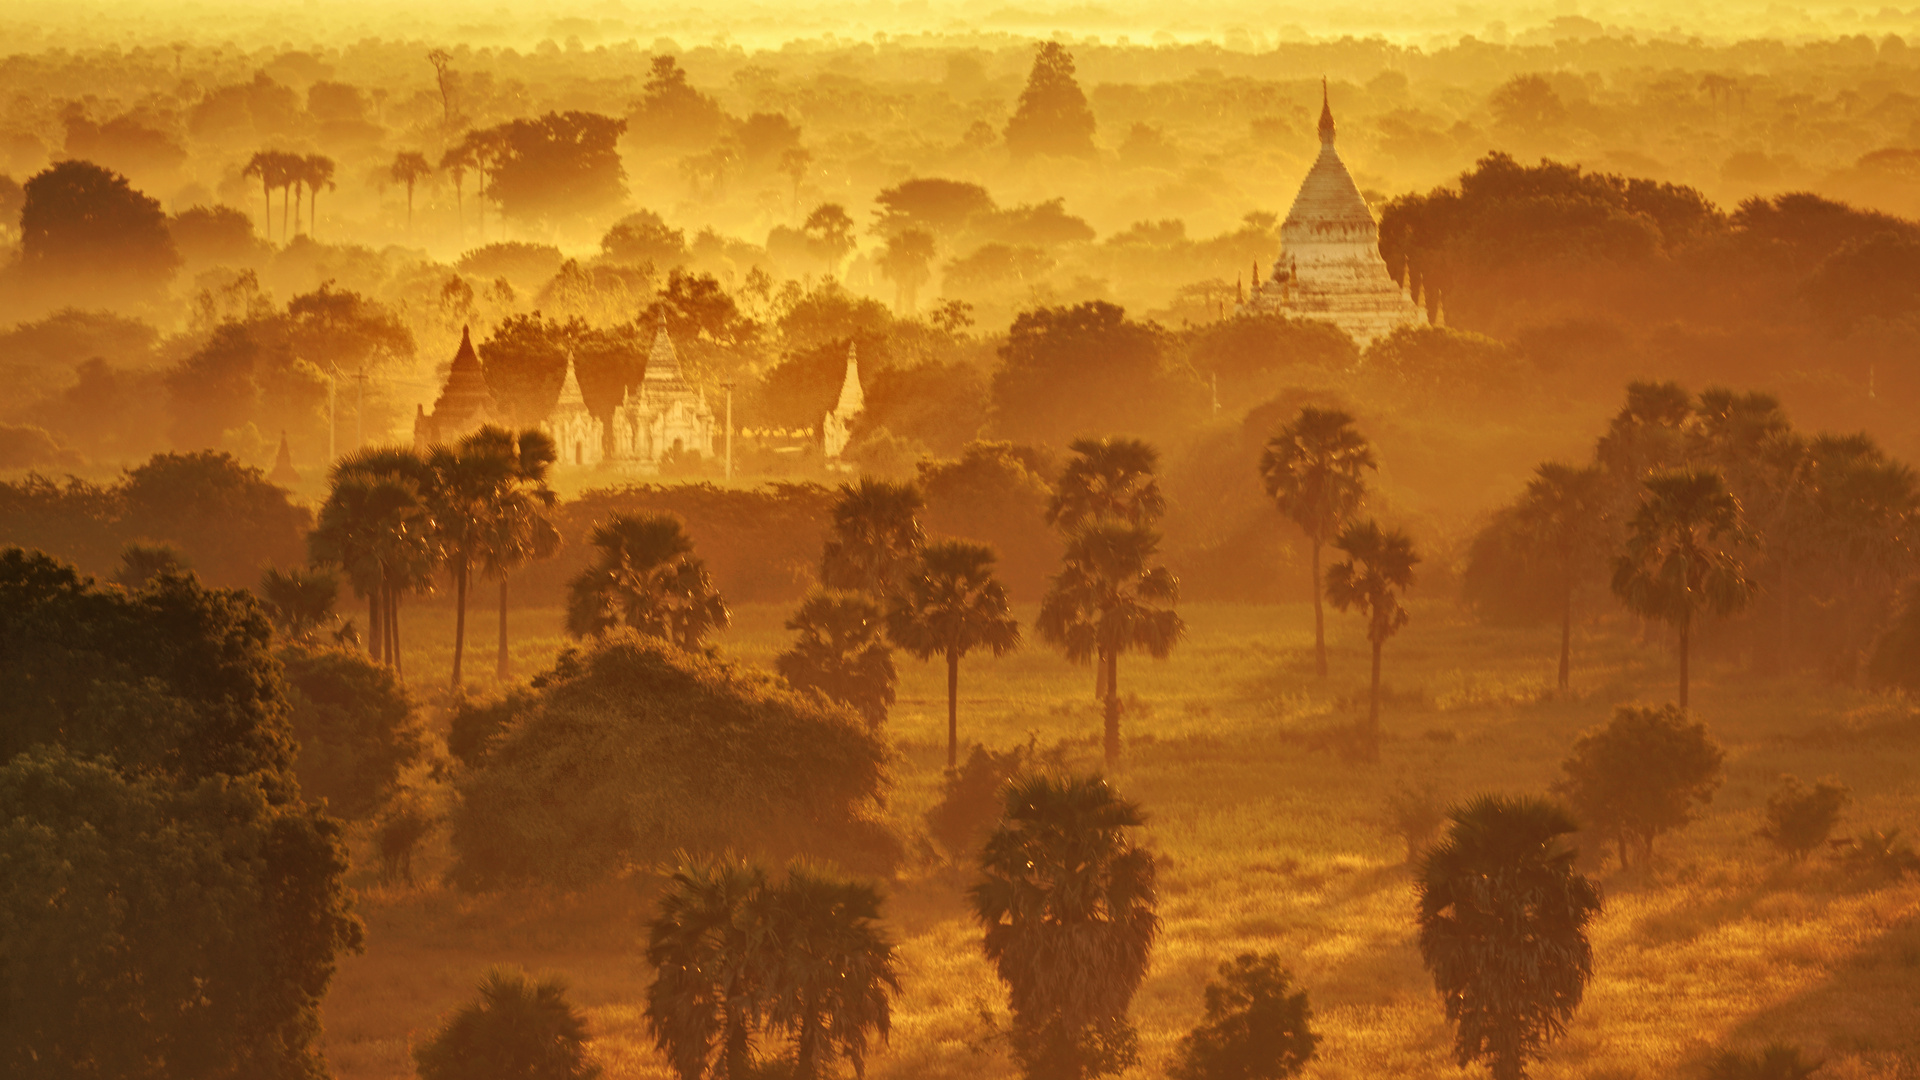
[543,356,603,467]
[822,342,864,463]
[413,326,502,450]
[609,323,715,470]
[1240,83,1425,346]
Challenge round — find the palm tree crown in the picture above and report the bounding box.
[1325,518,1418,752]
[763,864,900,1080]
[777,589,897,729]
[1261,406,1376,677]
[821,477,926,598]
[1417,795,1602,1080]
[1047,437,1166,530]
[970,773,1159,1080]
[566,512,730,648]
[644,858,772,1080]
[1514,462,1607,690]
[888,540,1021,770]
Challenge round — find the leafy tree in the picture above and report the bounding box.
[878,228,936,314]
[0,549,361,1079]
[300,153,335,235]
[1324,520,1418,756]
[776,589,897,728]
[802,202,858,275]
[1187,313,1358,402]
[428,426,549,688]
[279,642,423,818]
[1489,74,1569,133]
[169,203,264,266]
[872,179,995,242]
[926,741,1032,862]
[820,477,926,598]
[1260,407,1376,678]
[1512,463,1608,689]
[389,150,432,232]
[1005,42,1097,159]
[121,450,312,588]
[918,441,1056,596]
[1611,468,1755,710]
[242,150,286,241]
[631,55,727,147]
[1417,795,1602,1080]
[1167,953,1318,1080]
[1553,703,1724,868]
[415,968,601,1080]
[478,111,628,225]
[113,540,189,589]
[971,773,1159,1080]
[17,159,180,303]
[1037,521,1183,767]
[479,312,577,426]
[1760,775,1851,862]
[888,540,1022,771]
[602,208,687,266]
[992,301,1194,447]
[565,512,730,649]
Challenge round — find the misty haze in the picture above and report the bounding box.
[1,2,1918,1079]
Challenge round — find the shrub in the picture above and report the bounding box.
[1759,776,1851,861]
[1837,829,1920,880]
[1167,953,1317,1080]
[925,741,1031,861]
[279,643,424,819]
[447,688,538,768]
[1704,1043,1822,1080]
[775,589,897,728]
[448,633,898,889]
[1554,703,1724,869]
[377,793,436,885]
[1385,781,1448,863]
[415,968,600,1080]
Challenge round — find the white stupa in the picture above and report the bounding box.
[823,342,864,462]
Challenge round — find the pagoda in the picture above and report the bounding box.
[610,322,715,470]
[543,355,604,467]
[1241,82,1425,346]
[413,325,502,450]
[822,342,864,462]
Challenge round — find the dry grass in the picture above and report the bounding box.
[322,599,1920,1080]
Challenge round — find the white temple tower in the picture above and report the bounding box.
[1242,81,1425,346]
[543,355,604,467]
[823,342,864,462]
[612,322,715,471]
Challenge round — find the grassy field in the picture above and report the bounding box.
[321,598,1920,1080]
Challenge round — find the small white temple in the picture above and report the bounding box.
[823,342,864,462]
[543,356,603,467]
[611,322,715,469]
[1241,81,1425,346]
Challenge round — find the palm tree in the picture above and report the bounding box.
[258,566,339,641]
[1325,519,1418,756]
[566,512,730,648]
[1513,463,1606,690]
[309,448,440,674]
[1036,522,1183,769]
[241,151,279,242]
[764,865,900,1080]
[1260,407,1377,678]
[821,477,925,598]
[427,426,525,690]
[389,150,433,233]
[876,229,936,315]
[304,153,336,235]
[970,773,1159,1080]
[439,144,471,237]
[776,590,897,728]
[475,428,558,681]
[644,858,772,1080]
[1046,437,1166,530]
[1417,795,1602,1080]
[415,968,601,1080]
[272,149,301,241]
[888,541,1021,772]
[1611,468,1756,709]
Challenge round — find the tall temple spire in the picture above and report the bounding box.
[1318,77,1335,145]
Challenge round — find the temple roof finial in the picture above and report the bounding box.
[1318,77,1335,145]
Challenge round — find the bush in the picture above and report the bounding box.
[1554,703,1724,869]
[1385,781,1447,863]
[279,643,424,819]
[1837,829,1920,880]
[774,590,897,728]
[377,793,436,886]
[447,688,538,769]
[1759,775,1851,861]
[1168,953,1317,1080]
[1704,1043,1822,1080]
[925,741,1031,861]
[415,968,601,1080]
[448,633,898,889]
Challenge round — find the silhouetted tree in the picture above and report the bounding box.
[1760,775,1851,862]
[1261,407,1376,678]
[602,208,687,266]
[971,773,1158,1080]
[19,159,180,303]
[1418,795,1601,1080]
[1005,42,1097,159]
[309,448,440,673]
[1611,468,1755,709]
[992,302,1190,446]
[645,858,769,1080]
[427,426,538,689]
[820,477,926,598]
[888,540,1022,771]
[777,590,897,728]
[1554,703,1724,869]
[1325,520,1418,757]
[632,56,727,147]
[258,565,339,640]
[764,865,900,1080]
[1167,953,1318,1080]
[565,513,729,648]
[479,111,628,225]
[113,541,189,590]
[475,428,558,680]
[301,153,334,234]
[878,228,936,314]
[388,150,432,233]
[803,202,858,276]
[415,969,600,1080]
[872,179,995,242]
[1513,463,1608,689]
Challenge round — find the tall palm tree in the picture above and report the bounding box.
[389,150,433,234]
[1513,463,1607,690]
[439,144,471,237]
[777,590,897,729]
[970,773,1159,1080]
[1611,468,1756,709]
[1260,407,1377,678]
[309,448,439,674]
[1036,522,1183,769]
[1046,437,1166,530]
[272,149,301,242]
[304,153,336,235]
[427,426,523,690]
[821,478,925,598]
[241,151,279,242]
[764,865,900,1080]
[566,513,730,648]
[887,541,1021,771]
[1417,795,1603,1080]
[645,858,773,1080]
[1325,519,1419,756]
[476,428,558,681]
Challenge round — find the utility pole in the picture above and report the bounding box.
[723,382,735,482]
[355,367,366,449]
[326,363,337,463]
